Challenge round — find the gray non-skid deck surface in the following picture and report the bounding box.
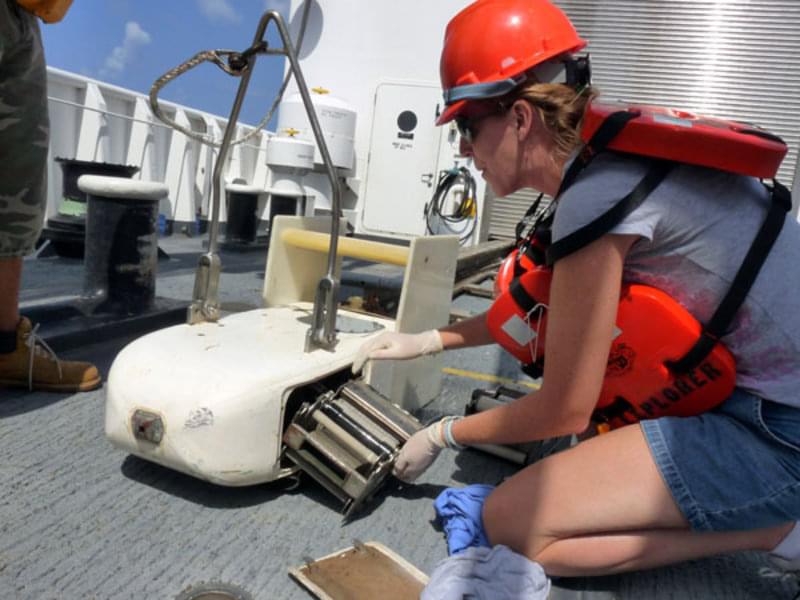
[2,236,797,600]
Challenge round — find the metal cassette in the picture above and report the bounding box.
[283,380,422,519]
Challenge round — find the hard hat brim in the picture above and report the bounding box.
[436,100,466,126]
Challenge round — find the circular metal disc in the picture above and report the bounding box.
[174,582,254,600]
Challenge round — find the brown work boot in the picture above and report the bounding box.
[0,317,101,392]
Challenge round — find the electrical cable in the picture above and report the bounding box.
[424,166,478,244]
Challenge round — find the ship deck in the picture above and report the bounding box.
[2,234,797,600]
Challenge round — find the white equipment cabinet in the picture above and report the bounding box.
[362,81,448,237]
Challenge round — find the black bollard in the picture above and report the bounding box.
[41,159,140,258]
[78,175,168,316]
[56,158,140,217]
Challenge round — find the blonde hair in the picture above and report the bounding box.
[502,83,598,162]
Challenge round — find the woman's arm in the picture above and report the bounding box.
[351,307,496,373]
[451,233,638,445]
[438,311,497,349]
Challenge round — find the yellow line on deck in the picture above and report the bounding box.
[442,367,541,390]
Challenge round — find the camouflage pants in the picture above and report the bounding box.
[0,0,49,257]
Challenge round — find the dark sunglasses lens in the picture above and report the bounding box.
[455,117,473,143]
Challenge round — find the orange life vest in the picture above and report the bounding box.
[487,265,737,431]
[489,99,791,432]
[500,98,789,295]
[581,99,787,180]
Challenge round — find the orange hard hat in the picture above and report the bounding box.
[437,0,587,125]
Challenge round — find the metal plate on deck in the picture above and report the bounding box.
[289,541,428,600]
[174,581,254,600]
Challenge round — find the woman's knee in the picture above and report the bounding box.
[481,487,507,545]
[482,467,548,553]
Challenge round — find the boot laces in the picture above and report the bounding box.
[24,323,62,390]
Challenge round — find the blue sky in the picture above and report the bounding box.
[41,0,293,126]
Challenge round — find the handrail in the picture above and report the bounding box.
[47,95,266,151]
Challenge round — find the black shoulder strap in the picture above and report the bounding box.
[546,160,673,266]
[557,110,641,197]
[666,179,791,373]
[513,110,645,267]
[515,192,545,243]
[509,278,540,314]
[544,110,670,266]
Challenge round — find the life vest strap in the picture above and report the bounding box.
[515,192,545,244]
[509,277,539,314]
[667,179,791,373]
[545,160,673,266]
[556,110,640,198]
[512,110,642,270]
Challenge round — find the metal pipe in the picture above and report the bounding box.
[318,402,395,458]
[187,7,343,329]
[283,447,351,504]
[270,14,343,351]
[339,381,421,441]
[188,15,270,323]
[311,411,379,466]
[332,399,399,450]
[207,13,272,255]
[274,14,342,275]
[306,430,364,475]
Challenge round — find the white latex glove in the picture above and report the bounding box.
[393,417,462,482]
[352,330,443,374]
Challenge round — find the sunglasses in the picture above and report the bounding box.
[454,101,509,144]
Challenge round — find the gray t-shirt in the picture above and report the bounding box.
[552,151,800,408]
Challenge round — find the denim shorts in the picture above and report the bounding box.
[641,388,800,532]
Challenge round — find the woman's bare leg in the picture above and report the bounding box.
[482,423,793,576]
